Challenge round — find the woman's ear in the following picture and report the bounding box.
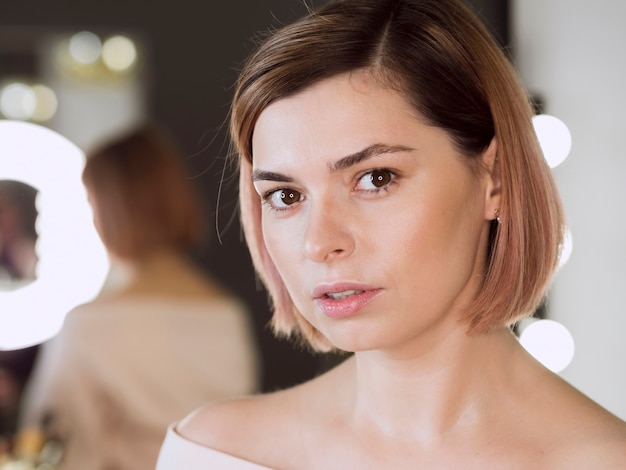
[482,138,501,220]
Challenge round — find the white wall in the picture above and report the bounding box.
[513,0,626,419]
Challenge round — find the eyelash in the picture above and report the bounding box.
[261,187,303,213]
[261,168,398,213]
[355,168,397,194]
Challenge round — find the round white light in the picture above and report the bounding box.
[69,31,102,65]
[0,83,36,120]
[518,319,575,373]
[0,121,109,350]
[533,114,572,169]
[102,35,137,72]
[30,84,59,122]
[558,227,573,270]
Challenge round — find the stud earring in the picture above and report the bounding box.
[494,209,501,224]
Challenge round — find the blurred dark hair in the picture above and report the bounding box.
[0,180,38,240]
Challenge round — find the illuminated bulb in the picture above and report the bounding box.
[0,83,36,120]
[102,35,137,72]
[519,319,575,373]
[69,31,102,65]
[558,227,573,270]
[30,85,58,122]
[533,114,572,168]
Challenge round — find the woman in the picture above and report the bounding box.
[19,125,260,469]
[158,0,626,468]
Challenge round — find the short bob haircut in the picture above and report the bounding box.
[83,124,205,261]
[231,0,566,352]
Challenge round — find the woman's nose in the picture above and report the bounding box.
[303,200,355,263]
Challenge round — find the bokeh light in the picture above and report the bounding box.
[30,84,58,122]
[519,318,575,373]
[102,35,137,72]
[533,114,572,168]
[558,227,573,270]
[0,83,36,120]
[0,82,59,122]
[68,31,102,65]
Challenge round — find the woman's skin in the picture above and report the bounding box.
[180,72,626,469]
[251,71,499,356]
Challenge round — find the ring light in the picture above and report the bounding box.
[0,120,109,350]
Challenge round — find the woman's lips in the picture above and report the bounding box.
[314,288,382,318]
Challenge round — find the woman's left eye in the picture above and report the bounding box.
[356,169,395,191]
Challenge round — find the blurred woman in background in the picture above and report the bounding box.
[19,124,260,469]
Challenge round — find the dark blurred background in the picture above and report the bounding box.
[0,0,509,392]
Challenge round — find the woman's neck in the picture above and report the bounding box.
[348,327,521,444]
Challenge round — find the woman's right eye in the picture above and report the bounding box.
[264,188,303,210]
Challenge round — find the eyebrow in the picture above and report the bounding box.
[251,143,413,183]
[329,143,413,173]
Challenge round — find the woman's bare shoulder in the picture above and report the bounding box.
[550,413,626,468]
[177,389,294,447]
[523,369,626,466]
[175,359,350,465]
[564,399,626,464]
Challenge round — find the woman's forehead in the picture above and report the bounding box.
[251,74,423,159]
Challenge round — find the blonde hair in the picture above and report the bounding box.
[232,0,565,351]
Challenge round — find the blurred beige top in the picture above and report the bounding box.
[19,293,260,470]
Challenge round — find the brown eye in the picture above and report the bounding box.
[281,190,301,205]
[270,188,302,207]
[370,169,392,187]
[358,169,394,191]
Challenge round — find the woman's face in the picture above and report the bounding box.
[251,72,499,355]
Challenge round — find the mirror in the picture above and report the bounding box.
[0,180,39,291]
